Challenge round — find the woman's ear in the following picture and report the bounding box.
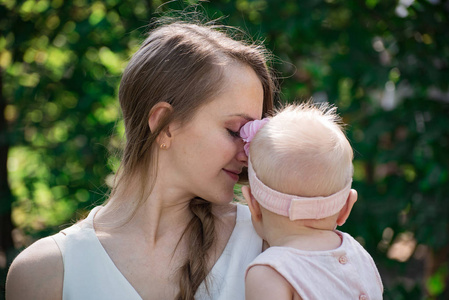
[336,189,358,226]
[148,102,173,148]
[242,186,262,222]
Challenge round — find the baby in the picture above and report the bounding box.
[241,102,383,300]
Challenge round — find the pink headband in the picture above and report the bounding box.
[241,119,352,220]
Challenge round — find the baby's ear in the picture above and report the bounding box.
[241,186,262,222]
[336,189,358,226]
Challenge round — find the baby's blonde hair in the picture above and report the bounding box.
[250,101,353,197]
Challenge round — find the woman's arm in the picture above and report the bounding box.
[6,237,63,300]
[245,265,298,300]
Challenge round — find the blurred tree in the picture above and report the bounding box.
[0,46,14,281]
[1,0,448,298]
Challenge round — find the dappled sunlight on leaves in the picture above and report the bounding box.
[387,232,417,262]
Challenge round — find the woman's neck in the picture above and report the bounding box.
[96,176,195,246]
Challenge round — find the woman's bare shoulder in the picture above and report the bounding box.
[6,236,63,300]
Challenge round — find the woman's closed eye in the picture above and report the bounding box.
[227,129,241,138]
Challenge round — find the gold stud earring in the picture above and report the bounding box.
[160,143,167,149]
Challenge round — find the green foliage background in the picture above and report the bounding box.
[1,0,448,299]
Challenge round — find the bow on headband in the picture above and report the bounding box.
[239,118,269,156]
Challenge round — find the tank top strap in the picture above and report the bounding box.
[82,206,102,227]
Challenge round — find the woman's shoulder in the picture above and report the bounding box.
[6,236,63,300]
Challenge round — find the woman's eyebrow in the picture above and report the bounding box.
[227,113,255,121]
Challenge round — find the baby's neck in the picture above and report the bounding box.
[264,222,342,251]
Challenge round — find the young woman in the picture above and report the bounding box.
[6,21,274,300]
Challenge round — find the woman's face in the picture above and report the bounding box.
[167,63,264,205]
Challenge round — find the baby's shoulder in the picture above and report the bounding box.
[6,236,63,300]
[339,231,369,252]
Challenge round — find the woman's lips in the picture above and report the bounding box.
[223,169,240,181]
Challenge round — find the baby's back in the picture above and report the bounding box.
[246,231,383,300]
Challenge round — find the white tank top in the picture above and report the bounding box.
[52,203,262,300]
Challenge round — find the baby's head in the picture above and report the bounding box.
[241,102,357,234]
[250,102,353,198]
